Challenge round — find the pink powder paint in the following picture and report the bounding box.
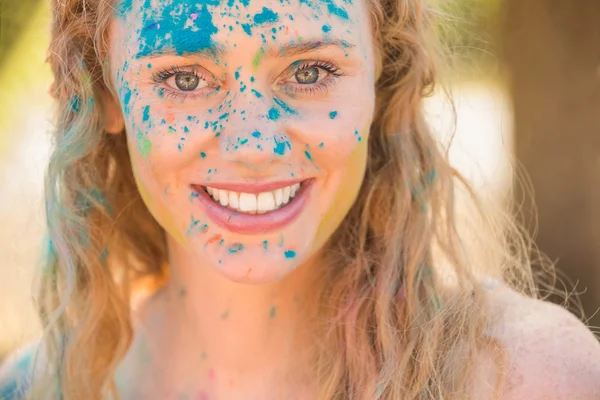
[191,13,198,20]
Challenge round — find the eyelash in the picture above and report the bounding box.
[152,65,212,101]
[282,60,343,96]
[151,60,344,101]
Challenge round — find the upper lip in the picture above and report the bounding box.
[191,178,310,194]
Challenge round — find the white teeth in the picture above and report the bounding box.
[275,188,283,206]
[291,183,300,197]
[219,190,229,206]
[282,186,290,204]
[229,191,239,208]
[204,183,303,214]
[257,192,276,213]
[239,193,257,213]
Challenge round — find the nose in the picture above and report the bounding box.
[218,98,293,169]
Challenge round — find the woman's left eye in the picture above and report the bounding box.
[282,61,343,95]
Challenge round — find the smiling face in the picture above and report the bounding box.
[110,0,376,283]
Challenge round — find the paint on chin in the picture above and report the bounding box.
[312,130,368,251]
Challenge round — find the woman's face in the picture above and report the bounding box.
[110,0,376,283]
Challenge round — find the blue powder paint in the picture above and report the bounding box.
[252,130,261,138]
[183,126,190,133]
[136,2,219,58]
[273,97,297,115]
[218,112,230,120]
[228,243,244,254]
[116,0,133,18]
[322,24,331,32]
[304,150,312,161]
[200,152,206,158]
[273,137,291,155]
[121,84,133,116]
[142,105,151,122]
[329,111,338,119]
[319,142,324,148]
[262,240,268,250]
[327,1,349,20]
[250,76,255,82]
[253,7,279,24]
[241,23,252,36]
[69,95,81,113]
[284,250,296,258]
[239,138,249,145]
[239,0,250,6]
[268,107,280,121]
[234,71,240,80]
[251,89,263,98]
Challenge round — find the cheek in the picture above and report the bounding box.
[312,126,369,250]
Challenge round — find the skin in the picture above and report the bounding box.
[2,0,600,399]
[108,0,374,398]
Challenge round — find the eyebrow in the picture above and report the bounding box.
[141,38,354,62]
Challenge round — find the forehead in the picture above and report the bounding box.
[114,0,370,59]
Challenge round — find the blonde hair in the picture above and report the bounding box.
[28,0,538,398]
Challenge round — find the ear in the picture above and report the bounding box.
[104,95,125,134]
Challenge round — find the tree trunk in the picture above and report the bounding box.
[503,0,600,328]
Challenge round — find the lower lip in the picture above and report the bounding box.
[192,180,314,235]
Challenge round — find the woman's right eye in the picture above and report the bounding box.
[152,66,217,100]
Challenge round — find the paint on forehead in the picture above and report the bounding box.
[253,7,279,25]
[127,0,220,58]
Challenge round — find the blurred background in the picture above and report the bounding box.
[0,0,599,361]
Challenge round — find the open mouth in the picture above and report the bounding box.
[203,182,303,214]
[190,179,313,235]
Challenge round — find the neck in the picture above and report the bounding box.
[150,238,321,386]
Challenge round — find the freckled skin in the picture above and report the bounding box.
[110,0,375,397]
[111,0,375,284]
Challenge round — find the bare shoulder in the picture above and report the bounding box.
[0,340,43,399]
[481,279,600,400]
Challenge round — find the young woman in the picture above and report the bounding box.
[1,0,599,398]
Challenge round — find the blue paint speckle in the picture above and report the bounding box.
[200,152,206,158]
[136,2,220,58]
[329,111,338,119]
[274,137,291,155]
[273,98,297,115]
[327,2,349,20]
[251,89,263,98]
[253,7,279,24]
[268,107,280,121]
[228,243,244,254]
[322,24,331,32]
[234,71,240,80]
[284,249,296,258]
[241,23,252,36]
[252,130,261,138]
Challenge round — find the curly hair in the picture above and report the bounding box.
[22,0,537,398]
